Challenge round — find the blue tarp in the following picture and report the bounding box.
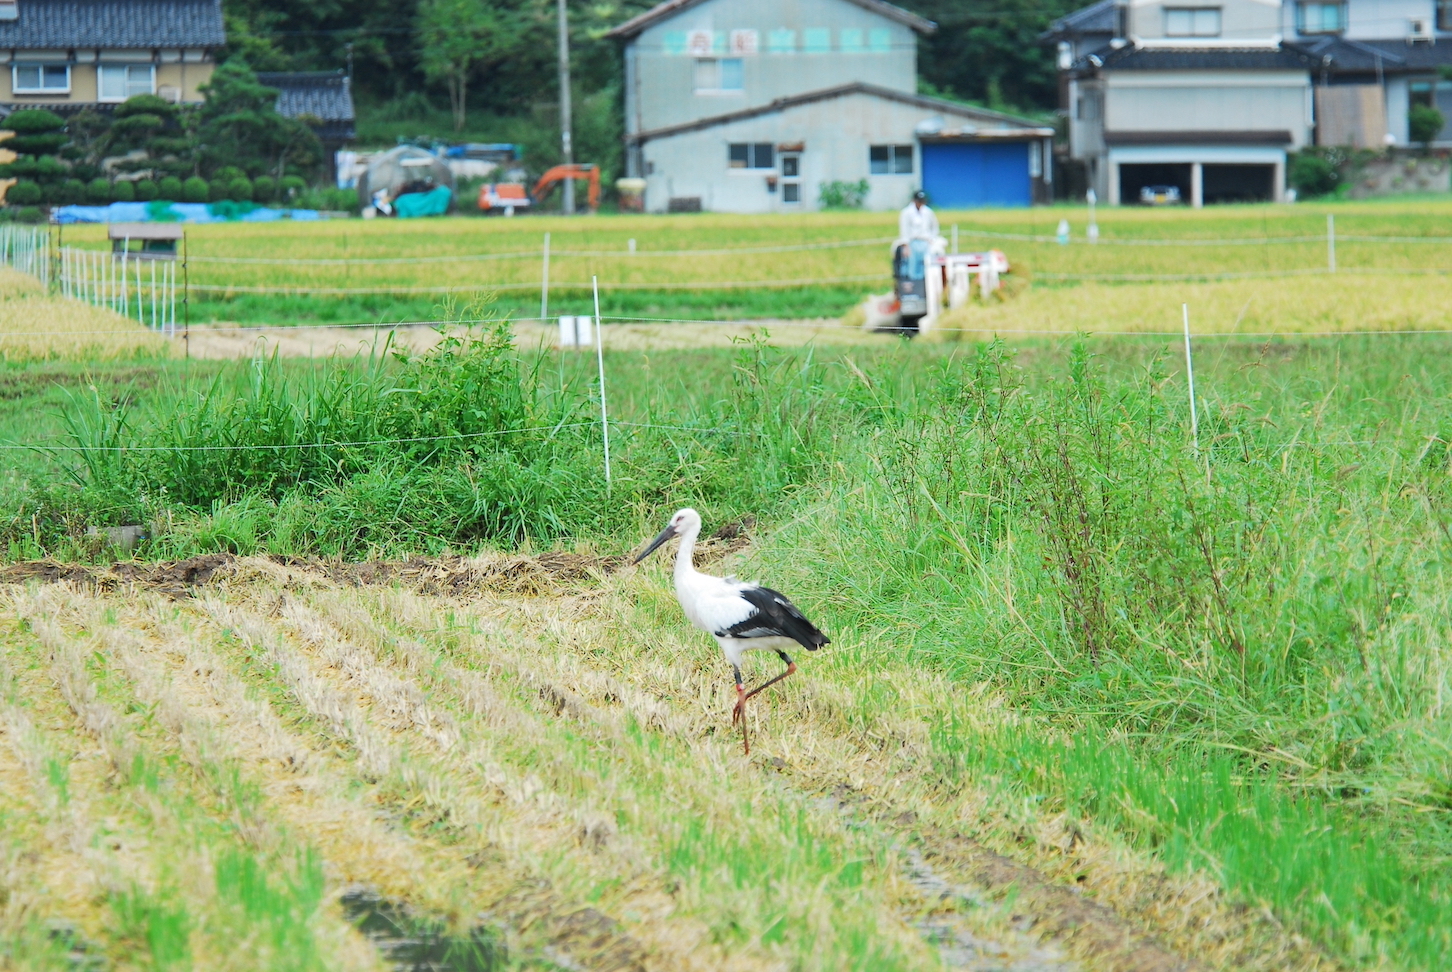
[52,201,323,224]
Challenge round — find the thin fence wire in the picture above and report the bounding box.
[0,224,49,283]
[58,246,178,335]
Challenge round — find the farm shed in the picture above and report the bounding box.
[628,83,1053,212]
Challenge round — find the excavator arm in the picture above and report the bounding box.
[531,164,600,213]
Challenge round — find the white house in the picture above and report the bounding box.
[609,0,1056,212]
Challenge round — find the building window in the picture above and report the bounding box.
[1164,7,1221,36]
[870,145,913,174]
[783,183,801,202]
[12,63,70,93]
[767,28,796,52]
[663,31,687,54]
[99,64,155,101]
[804,28,831,52]
[840,28,864,52]
[728,143,774,169]
[1439,0,1452,31]
[1297,2,1346,33]
[694,58,743,92]
[869,29,891,51]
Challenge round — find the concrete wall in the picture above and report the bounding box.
[1128,0,1281,39]
[1106,70,1314,147]
[638,91,999,212]
[629,0,917,133]
[1283,0,1450,40]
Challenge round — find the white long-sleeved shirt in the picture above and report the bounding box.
[899,202,939,242]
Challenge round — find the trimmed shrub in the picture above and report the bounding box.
[1289,151,1338,198]
[182,176,209,203]
[111,180,136,202]
[15,206,43,223]
[281,175,306,200]
[133,179,159,201]
[55,178,85,205]
[207,179,229,202]
[158,175,184,200]
[227,176,253,202]
[1410,104,1446,146]
[5,180,42,206]
[85,177,111,204]
[252,174,277,202]
[5,109,65,134]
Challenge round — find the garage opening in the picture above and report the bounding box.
[1119,163,1191,205]
[1202,164,1275,204]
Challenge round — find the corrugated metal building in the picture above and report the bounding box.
[609,0,1054,212]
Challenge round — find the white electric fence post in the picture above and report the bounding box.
[1326,213,1336,273]
[592,275,611,486]
[1182,302,1199,455]
[951,224,958,254]
[540,232,551,321]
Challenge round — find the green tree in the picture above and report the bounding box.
[104,94,196,180]
[197,59,322,182]
[1410,104,1445,148]
[904,0,1083,111]
[415,0,508,132]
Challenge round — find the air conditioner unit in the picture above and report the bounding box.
[1408,18,1434,43]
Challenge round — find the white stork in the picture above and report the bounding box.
[634,508,828,753]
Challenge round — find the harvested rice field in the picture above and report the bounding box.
[0,553,1328,972]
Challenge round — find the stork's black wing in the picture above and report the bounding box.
[715,586,829,650]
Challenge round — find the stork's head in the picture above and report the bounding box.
[633,508,701,564]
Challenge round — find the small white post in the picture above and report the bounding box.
[558,315,576,347]
[627,238,636,254]
[1182,302,1199,454]
[1327,213,1336,273]
[951,223,958,254]
[540,232,551,321]
[1086,188,1099,244]
[592,275,611,486]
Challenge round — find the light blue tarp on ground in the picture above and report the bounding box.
[393,186,451,218]
[52,202,322,224]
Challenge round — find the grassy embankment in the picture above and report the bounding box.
[3,323,1452,969]
[50,199,1452,327]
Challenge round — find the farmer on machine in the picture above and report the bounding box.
[899,191,939,280]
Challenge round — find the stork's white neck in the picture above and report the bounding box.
[673,518,702,584]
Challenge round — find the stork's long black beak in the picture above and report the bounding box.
[633,524,678,564]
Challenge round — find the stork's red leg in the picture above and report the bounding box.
[744,660,796,702]
[730,667,749,754]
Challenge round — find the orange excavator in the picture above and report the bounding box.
[532,163,599,213]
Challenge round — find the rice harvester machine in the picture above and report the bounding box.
[862,242,1010,336]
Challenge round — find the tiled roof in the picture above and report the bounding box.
[628,82,1050,144]
[1289,36,1452,73]
[1042,0,1118,41]
[0,0,225,49]
[257,71,356,142]
[1077,44,1316,72]
[607,0,935,39]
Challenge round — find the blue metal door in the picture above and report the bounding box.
[921,142,1031,208]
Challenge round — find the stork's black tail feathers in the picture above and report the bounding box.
[719,585,830,651]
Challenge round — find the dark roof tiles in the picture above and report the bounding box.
[256,71,356,142]
[0,0,225,49]
[1077,44,1316,72]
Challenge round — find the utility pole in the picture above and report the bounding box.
[556,0,575,214]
